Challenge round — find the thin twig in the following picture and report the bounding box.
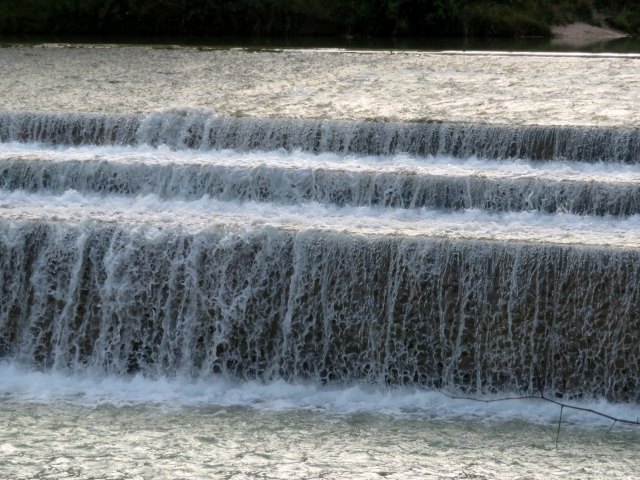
[556,405,563,449]
[438,389,640,427]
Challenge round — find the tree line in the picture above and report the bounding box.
[0,0,638,38]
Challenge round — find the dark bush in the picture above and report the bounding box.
[0,0,637,38]
[462,4,551,37]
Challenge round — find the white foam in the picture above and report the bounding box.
[1,189,640,248]
[0,363,637,428]
[3,142,640,184]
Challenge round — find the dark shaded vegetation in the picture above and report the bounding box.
[0,0,638,38]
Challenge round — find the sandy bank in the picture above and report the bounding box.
[552,22,628,44]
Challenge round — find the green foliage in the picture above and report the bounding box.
[609,8,640,34]
[545,0,595,23]
[0,0,638,37]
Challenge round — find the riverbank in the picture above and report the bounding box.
[553,21,628,40]
[551,21,629,47]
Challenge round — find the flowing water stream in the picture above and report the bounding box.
[0,45,638,479]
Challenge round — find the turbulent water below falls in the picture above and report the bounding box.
[2,395,638,479]
[1,46,640,479]
[1,364,640,479]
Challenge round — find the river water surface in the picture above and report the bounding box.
[0,44,639,479]
[1,44,640,125]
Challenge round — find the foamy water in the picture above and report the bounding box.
[1,362,639,480]
[5,143,640,181]
[1,363,638,428]
[3,189,640,248]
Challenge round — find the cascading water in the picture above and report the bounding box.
[3,45,640,479]
[0,109,639,403]
[2,110,640,162]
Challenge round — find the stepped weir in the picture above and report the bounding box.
[0,110,638,402]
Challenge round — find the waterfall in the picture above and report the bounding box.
[1,110,639,162]
[0,109,638,402]
[2,154,640,215]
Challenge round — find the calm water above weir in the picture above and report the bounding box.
[0,44,639,479]
[2,44,640,125]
